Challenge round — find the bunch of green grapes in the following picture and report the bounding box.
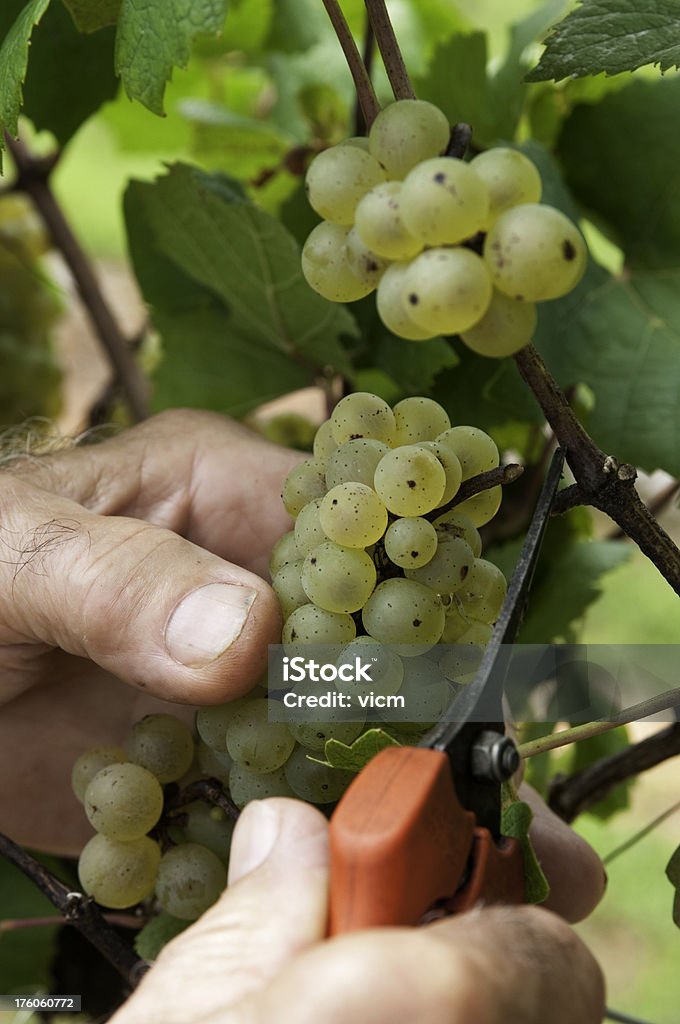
[300,98,586,358]
[73,393,509,921]
[0,193,62,420]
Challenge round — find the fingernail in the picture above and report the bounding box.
[165,582,257,667]
[228,801,281,885]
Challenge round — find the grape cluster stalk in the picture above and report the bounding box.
[301,98,586,356]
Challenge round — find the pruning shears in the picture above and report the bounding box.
[328,448,566,934]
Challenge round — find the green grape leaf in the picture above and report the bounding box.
[22,1,118,146]
[0,853,64,990]
[527,0,680,82]
[61,0,121,33]
[182,101,291,179]
[134,911,189,961]
[125,163,355,416]
[315,729,401,773]
[500,799,550,905]
[115,0,227,115]
[490,516,631,644]
[558,76,680,270]
[0,0,51,160]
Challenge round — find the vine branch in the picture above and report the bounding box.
[0,830,148,985]
[364,0,415,100]
[321,1,381,127]
[519,688,680,760]
[514,344,680,596]
[547,722,680,823]
[424,463,524,522]
[5,133,150,424]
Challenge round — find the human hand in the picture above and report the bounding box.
[0,410,300,851]
[111,797,606,1024]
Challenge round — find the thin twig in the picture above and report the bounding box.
[547,722,680,823]
[5,133,149,423]
[520,689,680,761]
[354,16,375,135]
[163,778,240,822]
[425,463,524,522]
[603,797,680,865]
[321,0,381,127]
[364,0,415,100]
[0,830,148,985]
[514,344,680,596]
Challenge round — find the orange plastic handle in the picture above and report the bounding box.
[328,746,475,935]
[445,828,525,914]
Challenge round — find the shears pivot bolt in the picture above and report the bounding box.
[471,732,520,783]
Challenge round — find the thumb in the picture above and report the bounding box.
[0,475,280,702]
[113,799,329,1024]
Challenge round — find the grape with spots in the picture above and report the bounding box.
[305,145,387,225]
[368,99,451,180]
[125,714,195,784]
[354,182,422,260]
[400,157,489,245]
[402,248,492,336]
[226,700,296,773]
[374,445,445,516]
[78,834,160,910]
[84,763,164,841]
[384,516,438,569]
[155,843,227,921]
[320,482,388,547]
[301,541,376,614]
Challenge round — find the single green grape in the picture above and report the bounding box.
[460,289,537,358]
[400,157,490,245]
[283,603,357,645]
[288,714,363,753]
[125,713,195,784]
[78,834,160,910]
[301,541,376,614]
[384,516,438,569]
[330,392,396,445]
[456,558,507,623]
[155,843,227,921]
[269,530,299,576]
[354,182,423,260]
[402,248,493,336]
[284,746,355,803]
[320,482,388,547]
[334,637,405,699]
[183,802,234,866]
[325,438,390,490]
[432,509,482,557]
[312,419,339,464]
[84,763,163,841]
[455,484,503,527]
[368,99,451,180]
[418,439,462,505]
[378,655,451,726]
[229,763,296,808]
[294,499,327,557]
[470,148,542,229]
[392,397,451,445]
[282,458,327,517]
[226,700,296,773]
[374,445,446,516]
[362,578,445,650]
[301,222,374,303]
[405,535,475,595]
[376,262,434,341]
[435,426,499,481]
[305,145,387,225]
[272,559,308,618]
[483,203,587,302]
[71,746,127,804]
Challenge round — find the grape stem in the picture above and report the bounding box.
[0,829,148,984]
[518,687,680,761]
[163,777,241,822]
[321,1,381,127]
[546,722,680,824]
[364,0,416,100]
[514,344,680,596]
[424,463,524,522]
[4,132,150,424]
